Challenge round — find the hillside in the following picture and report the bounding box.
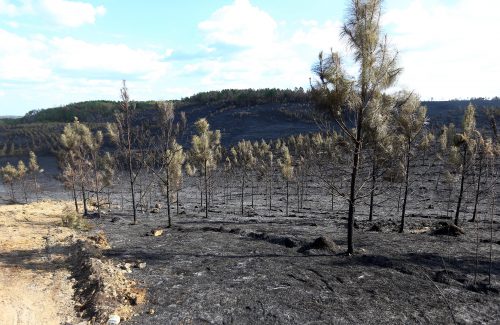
[0,89,498,157]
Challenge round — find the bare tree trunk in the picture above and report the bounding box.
[285,180,289,217]
[33,174,39,202]
[72,183,79,213]
[369,158,376,221]
[473,212,480,285]
[454,148,467,226]
[127,157,137,223]
[81,185,88,216]
[241,173,245,216]
[251,180,254,208]
[397,182,402,214]
[176,191,179,215]
[470,156,483,222]
[446,185,452,219]
[488,172,495,285]
[138,186,143,214]
[347,127,362,255]
[129,169,137,223]
[124,95,138,224]
[93,160,101,218]
[166,175,171,227]
[204,160,208,218]
[9,183,15,202]
[223,180,227,204]
[399,140,411,233]
[22,179,28,204]
[435,164,442,191]
[296,182,300,213]
[269,173,272,211]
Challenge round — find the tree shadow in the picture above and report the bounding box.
[0,244,73,273]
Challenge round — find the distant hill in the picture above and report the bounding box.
[0,89,498,157]
[0,115,21,119]
[422,98,500,130]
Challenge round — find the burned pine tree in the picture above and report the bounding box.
[145,101,186,227]
[452,104,478,226]
[310,0,402,254]
[391,93,427,233]
[0,162,18,202]
[28,151,41,202]
[231,140,256,216]
[278,143,294,217]
[188,118,221,218]
[107,81,146,224]
[60,118,109,217]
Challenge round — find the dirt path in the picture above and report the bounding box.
[0,201,82,325]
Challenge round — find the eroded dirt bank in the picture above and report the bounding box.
[0,201,146,325]
[0,201,82,325]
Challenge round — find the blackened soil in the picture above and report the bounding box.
[93,209,500,325]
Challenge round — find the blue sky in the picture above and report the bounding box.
[0,0,499,116]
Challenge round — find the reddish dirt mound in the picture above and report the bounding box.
[71,239,147,324]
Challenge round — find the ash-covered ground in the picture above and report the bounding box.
[90,177,500,325]
[1,156,499,324]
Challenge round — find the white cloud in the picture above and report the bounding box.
[50,37,170,79]
[0,29,170,82]
[198,0,277,47]
[164,49,174,57]
[292,20,344,54]
[6,21,19,28]
[3,0,497,116]
[0,29,51,81]
[192,1,345,92]
[41,0,106,27]
[0,0,33,16]
[0,25,176,114]
[0,0,18,15]
[383,0,500,99]
[194,0,499,100]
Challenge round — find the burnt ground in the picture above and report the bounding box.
[90,184,500,324]
[1,157,499,324]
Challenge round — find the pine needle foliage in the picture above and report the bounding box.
[311,0,402,254]
[189,118,221,218]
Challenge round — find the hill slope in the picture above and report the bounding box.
[0,89,498,157]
